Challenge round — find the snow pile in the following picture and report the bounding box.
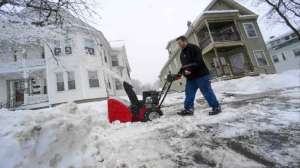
[0,70,299,168]
[213,70,300,94]
[0,102,109,168]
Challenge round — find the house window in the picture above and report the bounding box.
[284,36,290,41]
[53,40,61,56]
[243,23,258,38]
[67,71,76,90]
[282,53,287,61]
[111,55,119,66]
[13,50,17,62]
[115,80,123,90]
[272,55,279,63]
[56,72,64,91]
[254,50,268,66]
[88,71,100,88]
[293,48,300,57]
[41,50,45,59]
[108,80,111,89]
[103,50,108,63]
[64,38,72,55]
[84,39,95,55]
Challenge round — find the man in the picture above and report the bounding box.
[176,36,221,116]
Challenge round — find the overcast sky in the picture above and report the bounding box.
[94,0,291,84]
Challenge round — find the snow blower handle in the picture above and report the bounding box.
[157,74,181,108]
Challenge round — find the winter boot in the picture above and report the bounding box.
[209,106,222,116]
[177,109,194,116]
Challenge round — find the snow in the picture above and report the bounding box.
[213,70,300,95]
[0,70,300,168]
[203,10,239,14]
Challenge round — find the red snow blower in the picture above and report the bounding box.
[108,74,181,123]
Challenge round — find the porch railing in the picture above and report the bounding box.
[199,36,212,49]
[0,59,46,73]
[198,32,241,49]
[0,94,49,109]
[27,94,48,105]
[211,32,241,42]
[0,102,7,109]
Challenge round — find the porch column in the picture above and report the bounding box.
[213,48,225,76]
[207,20,224,76]
[23,71,29,105]
[205,20,214,43]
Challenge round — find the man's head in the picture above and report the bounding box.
[176,36,188,49]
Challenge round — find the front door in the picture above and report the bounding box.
[229,53,245,75]
[7,80,25,107]
[14,80,25,106]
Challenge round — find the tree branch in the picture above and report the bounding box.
[264,0,300,39]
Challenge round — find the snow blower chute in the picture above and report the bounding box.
[108,74,181,123]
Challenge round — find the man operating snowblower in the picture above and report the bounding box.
[176,36,221,116]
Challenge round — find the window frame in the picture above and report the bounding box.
[293,48,300,57]
[111,55,119,67]
[243,22,258,39]
[282,53,287,61]
[67,71,76,90]
[84,38,96,56]
[56,72,65,92]
[88,71,100,88]
[272,55,279,63]
[64,38,73,55]
[115,80,123,90]
[253,50,269,67]
[53,40,62,56]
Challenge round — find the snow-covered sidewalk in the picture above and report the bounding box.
[0,70,299,168]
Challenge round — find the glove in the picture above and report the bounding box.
[167,74,181,82]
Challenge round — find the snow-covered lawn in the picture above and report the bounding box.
[0,70,299,168]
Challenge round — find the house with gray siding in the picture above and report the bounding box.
[160,0,276,91]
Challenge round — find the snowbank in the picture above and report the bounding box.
[213,70,300,94]
[0,102,109,168]
[0,70,299,167]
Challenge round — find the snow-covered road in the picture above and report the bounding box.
[0,70,299,168]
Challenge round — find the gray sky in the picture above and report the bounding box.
[95,0,291,84]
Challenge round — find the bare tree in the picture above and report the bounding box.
[240,0,300,39]
[0,0,100,26]
[0,0,101,65]
[264,0,300,39]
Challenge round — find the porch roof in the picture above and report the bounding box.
[0,59,46,74]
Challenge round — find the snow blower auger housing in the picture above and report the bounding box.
[108,74,181,123]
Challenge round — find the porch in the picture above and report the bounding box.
[203,46,256,78]
[0,69,49,109]
[0,58,46,74]
[196,20,243,55]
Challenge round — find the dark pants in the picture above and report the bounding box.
[184,75,219,110]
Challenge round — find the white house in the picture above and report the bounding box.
[267,30,300,73]
[110,45,132,96]
[0,12,131,110]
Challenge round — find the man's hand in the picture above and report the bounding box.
[184,70,191,75]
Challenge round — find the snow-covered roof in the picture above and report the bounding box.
[204,0,256,15]
[203,9,239,14]
[266,28,300,44]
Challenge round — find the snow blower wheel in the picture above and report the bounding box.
[108,74,181,123]
[144,111,161,121]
